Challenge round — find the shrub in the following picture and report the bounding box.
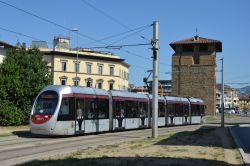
[0,100,23,126]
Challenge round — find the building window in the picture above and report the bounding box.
[85,78,93,87]
[86,63,92,74]
[98,82,102,89]
[193,54,200,64]
[74,61,80,73]
[199,44,208,52]
[96,79,103,89]
[182,45,194,52]
[74,80,79,86]
[87,80,92,87]
[73,77,80,86]
[61,61,67,71]
[98,65,103,75]
[109,65,114,76]
[60,76,68,85]
[61,79,66,85]
[109,83,113,90]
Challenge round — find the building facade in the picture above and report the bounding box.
[216,84,239,110]
[170,36,222,114]
[0,40,16,63]
[37,36,129,91]
[129,80,172,96]
[238,96,250,111]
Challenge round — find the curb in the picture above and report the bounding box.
[229,126,249,166]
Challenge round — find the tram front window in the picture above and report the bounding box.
[34,91,58,115]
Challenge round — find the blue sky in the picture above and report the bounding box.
[0,0,249,88]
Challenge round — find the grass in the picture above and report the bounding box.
[0,133,13,137]
[204,113,241,122]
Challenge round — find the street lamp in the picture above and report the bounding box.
[72,28,79,85]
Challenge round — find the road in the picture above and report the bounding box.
[0,116,249,166]
[230,117,250,166]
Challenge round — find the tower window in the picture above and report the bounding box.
[199,44,208,52]
[182,45,194,52]
[193,54,200,64]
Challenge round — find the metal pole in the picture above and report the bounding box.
[72,28,79,84]
[152,21,159,138]
[221,58,224,127]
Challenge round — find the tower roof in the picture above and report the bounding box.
[170,36,222,52]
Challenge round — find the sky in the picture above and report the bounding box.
[0,0,250,88]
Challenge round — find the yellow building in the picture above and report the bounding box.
[34,37,129,90]
[238,96,250,111]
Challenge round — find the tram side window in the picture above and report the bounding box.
[167,103,175,116]
[139,102,148,117]
[58,97,75,121]
[159,102,165,117]
[191,104,201,116]
[184,104,189,115]
[97,99,109,119]
[175,103,183,116]
[201,105,206,116]
[85,99,98,119]
[126,100,139,118]
[76,98,84,119]
[114,100,125,118]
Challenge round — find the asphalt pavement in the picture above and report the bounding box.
[230,123,250,166]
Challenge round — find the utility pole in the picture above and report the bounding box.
[221,58,224,127]
[152,21,159,138]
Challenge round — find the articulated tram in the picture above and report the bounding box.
[30,85,205,135]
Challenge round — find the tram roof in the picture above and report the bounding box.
[109,90,148,99]
[188,97,204,104]
[41,85,109,96]
[165,96,189,103]
[148,95,166,101]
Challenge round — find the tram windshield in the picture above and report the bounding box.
[33,91,59,115]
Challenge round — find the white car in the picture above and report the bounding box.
[228,109,235,114]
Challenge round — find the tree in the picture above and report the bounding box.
[0,44,51,125]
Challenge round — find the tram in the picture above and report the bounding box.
[30,85,205,135]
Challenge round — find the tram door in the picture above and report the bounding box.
[75,98,85,134]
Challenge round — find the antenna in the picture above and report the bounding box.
[195,27,199,36]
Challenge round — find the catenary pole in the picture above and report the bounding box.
[72,28,79,85]
[152,21,159,138]
[221,58,224,127]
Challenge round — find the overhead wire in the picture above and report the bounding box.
[0,26,161,73]
[0,0,102,43]
[0,0,172,67]
[82,24,151,47]
[80,0,151,42]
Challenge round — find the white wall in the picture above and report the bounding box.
[0,48,6,63]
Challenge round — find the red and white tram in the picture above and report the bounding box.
[30,85,205,135]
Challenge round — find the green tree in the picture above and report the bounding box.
[0,44,51,125]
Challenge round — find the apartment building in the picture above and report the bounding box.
[32,36,130,90]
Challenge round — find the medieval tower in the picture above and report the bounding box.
[170,35,222,114]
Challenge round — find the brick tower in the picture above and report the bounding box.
[170,36,222,114]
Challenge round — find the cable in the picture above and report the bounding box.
[0,0,173,68]
[82,24,151,47]
[80,0,151,42]
[0,0,99,42]
[89,43,151,49]
[0,26,42,41]
[0,1,171,67]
